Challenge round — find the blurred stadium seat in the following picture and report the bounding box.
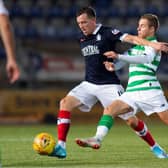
[5,0,168,41]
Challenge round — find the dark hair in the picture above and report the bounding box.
[141,14,160,32]
[76,6,96,18]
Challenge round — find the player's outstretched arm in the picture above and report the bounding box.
[104,49,155,64]
[123,34,168,52]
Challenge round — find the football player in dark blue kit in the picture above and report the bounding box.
[49,7,168,158]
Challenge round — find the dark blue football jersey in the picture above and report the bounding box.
[79,24,123,84]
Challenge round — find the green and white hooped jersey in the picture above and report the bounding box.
[126,37,161,92]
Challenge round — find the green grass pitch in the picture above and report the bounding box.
[0,122,168,168]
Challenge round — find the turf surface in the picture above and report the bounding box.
[0,122,168,168]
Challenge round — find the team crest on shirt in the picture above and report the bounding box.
[96,34,101,41]
[111,29,120,35]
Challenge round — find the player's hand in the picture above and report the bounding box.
[6,60,20,83]
[103,61,115,71]
[104,51,118,59]
[151,42,168,52]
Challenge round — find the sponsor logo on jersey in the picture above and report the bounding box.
[82,45,100,56]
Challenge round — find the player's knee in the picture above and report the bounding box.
[104,106,112,115]
[103,101,120,117]
[60,96,79,111]
[120,102,133,113]
[60,97,71,110]
[60,97,66,106]
[126,117,138,128]
[115,100,133,115]
[104,100,132,117]
[158,110,168,125]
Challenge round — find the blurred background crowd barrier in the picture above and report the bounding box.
[0,0,167,123]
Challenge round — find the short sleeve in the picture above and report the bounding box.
[0,0,9,15]
[108,28,123,41]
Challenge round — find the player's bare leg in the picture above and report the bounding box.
[76,101,168,158]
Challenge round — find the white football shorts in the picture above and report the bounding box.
[117,89,168,116]
[68,81,135,120]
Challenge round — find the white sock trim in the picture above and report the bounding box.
[136,124,148,136]
[58,140,66,148]
[57,118,70,125]
[95,126,109,141]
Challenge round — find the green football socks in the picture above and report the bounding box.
[94,115,114,141]
[98,114,114,129]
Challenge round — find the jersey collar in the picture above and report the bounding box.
[146,36,157,41]
[93,24,102,35]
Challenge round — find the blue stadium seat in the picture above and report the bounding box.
[161,6,168,17]
[10,4,24,17]
[107,6,120,17]
[95,0,110,8]
[25,25,39,39]
[0,47,6,59]
[63,5,77,18]
[59,27,78,40]
[7,0,168,42]
[47,6,64,18]
[125,6,141,17]
[28,6,44,18]
[144,5,159,15]
[14,26,26,38]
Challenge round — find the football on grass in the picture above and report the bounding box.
[33,132,56,155]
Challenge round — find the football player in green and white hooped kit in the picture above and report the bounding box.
[76,14,168,159]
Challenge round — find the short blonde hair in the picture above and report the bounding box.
[141,14,160,32]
